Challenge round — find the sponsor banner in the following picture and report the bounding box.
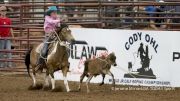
[54,28,180,87]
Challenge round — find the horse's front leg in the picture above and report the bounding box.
[62,66,70,92]
[49,67,55,90]
[43,70,51,90]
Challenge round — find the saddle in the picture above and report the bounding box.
[35,36,57,59]
[34,41,56,72]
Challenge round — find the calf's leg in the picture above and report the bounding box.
[78,73,86,91]
[99,74,105,86]
[86,75,93,93]
[107,71,115,90]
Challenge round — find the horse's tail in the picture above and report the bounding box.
[25,48,32,77]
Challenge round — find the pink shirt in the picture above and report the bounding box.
[44,16,60,34]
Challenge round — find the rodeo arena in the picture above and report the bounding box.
[0,0,180,101]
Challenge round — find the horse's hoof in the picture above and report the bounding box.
[69,89,80,92]
[43,86,51,91]
[51,89,58,92]
[36,83,43,90]
[28,85,36,90]
[67,89,72,92]
[28,84,43,90]
[51,86,63,92]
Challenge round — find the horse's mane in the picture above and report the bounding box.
[57,23,68,33]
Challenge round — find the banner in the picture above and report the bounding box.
[54,28,180,87]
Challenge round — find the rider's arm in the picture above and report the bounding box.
[45,16,60,25]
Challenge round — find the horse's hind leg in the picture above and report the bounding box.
[43,71,50,90]
[28,68,39,90]
[31,69,37,87]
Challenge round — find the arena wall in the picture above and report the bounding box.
[54,28,180,87]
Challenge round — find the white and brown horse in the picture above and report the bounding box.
[25,24,75,92]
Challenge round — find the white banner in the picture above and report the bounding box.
[54,28,180,87]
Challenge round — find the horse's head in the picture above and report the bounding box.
[57,23,75,43]
[107,52,117,66]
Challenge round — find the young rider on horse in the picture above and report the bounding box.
[37,6,61,67]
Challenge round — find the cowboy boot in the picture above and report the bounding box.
[36,56,44,72]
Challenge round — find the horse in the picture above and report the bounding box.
[25,24,75,92]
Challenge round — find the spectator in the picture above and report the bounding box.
[64,0,75,21]
[144,0,170,30]
[172,6,180,23]
[124,6,134,23]
[0,6,14,68]
[104,0,119,27]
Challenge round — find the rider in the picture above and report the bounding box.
[37,6,61,66]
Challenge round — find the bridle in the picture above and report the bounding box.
[53,27,70,47]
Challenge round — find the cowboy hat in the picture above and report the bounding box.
[46,6,58,16]
[47,6,58,11]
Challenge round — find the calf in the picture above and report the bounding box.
[78,52,117,93]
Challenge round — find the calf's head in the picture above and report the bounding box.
[107,52,117,66]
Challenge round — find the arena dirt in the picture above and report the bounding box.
[0,75,179,101]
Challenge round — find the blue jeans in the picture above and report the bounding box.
[41,36,50,58]
[0,39,12,68]
[37,36,53,65]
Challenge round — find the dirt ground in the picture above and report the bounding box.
[0,74,179,101]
